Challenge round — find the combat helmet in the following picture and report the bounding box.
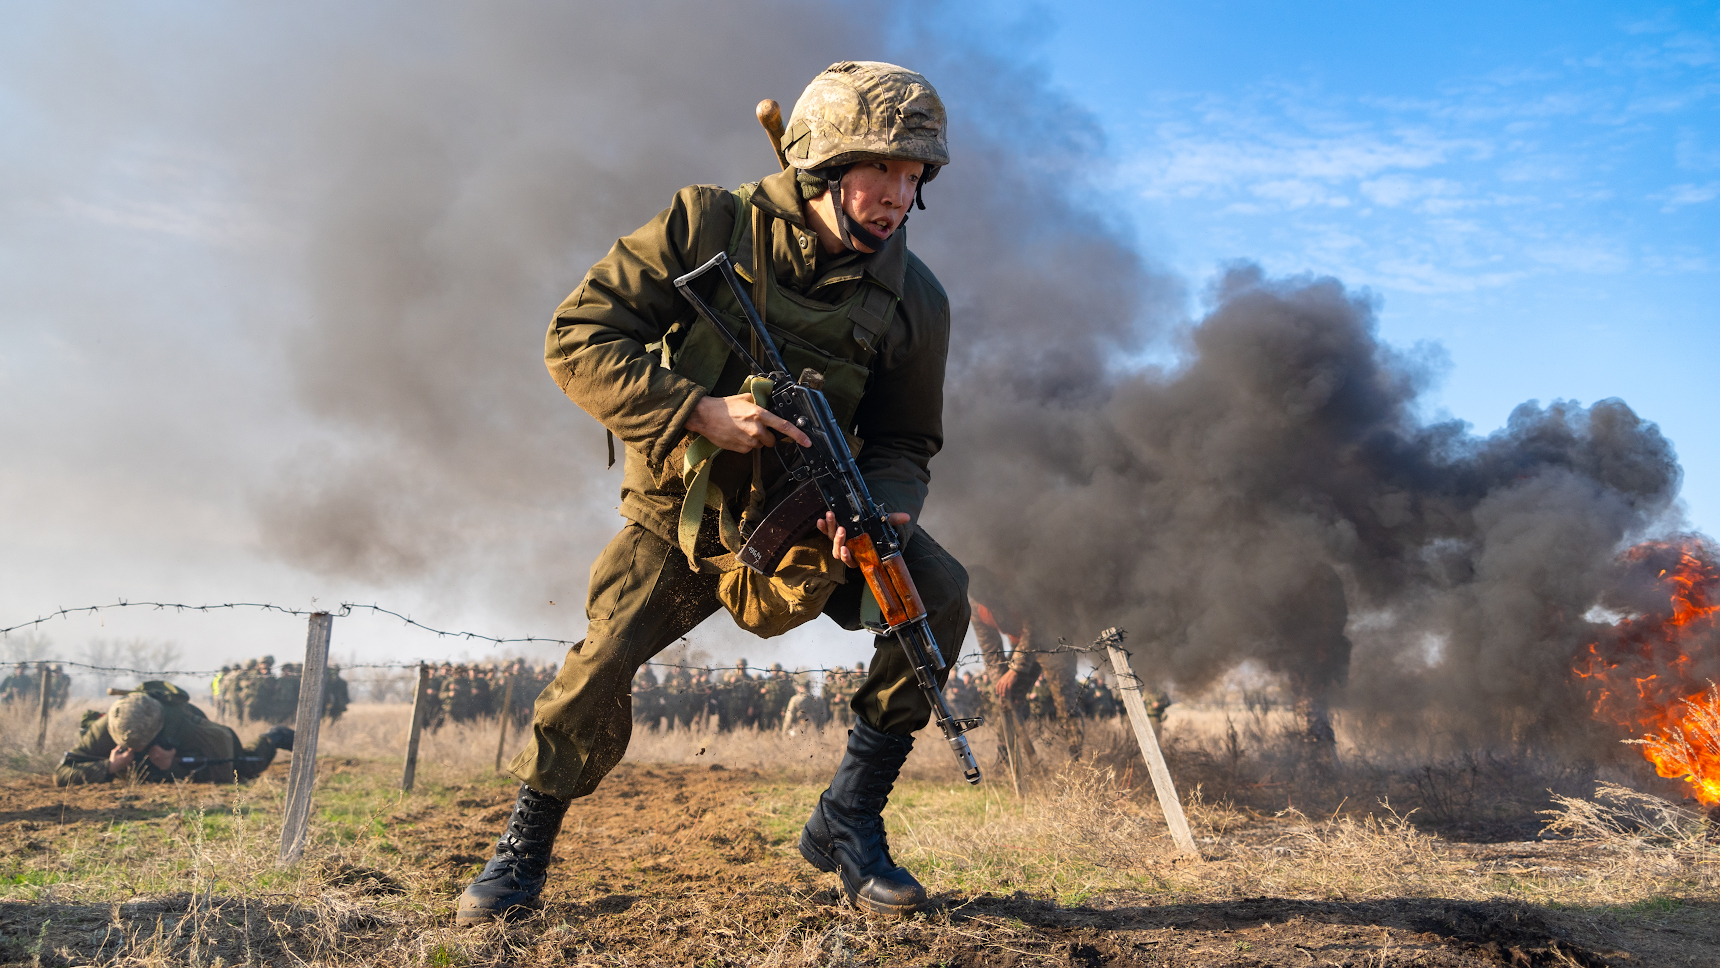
[108,693,164,751]
[781,61,948,251]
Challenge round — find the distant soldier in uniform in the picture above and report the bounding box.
[56,681,293,786]
[244,656,280,724]
[632,666,663,731]
[1083,672,1120,719]
[423,664,451,731]
[461,63,967,924]
[761,663,795,730]
[212,665,232,719]
[229,659,257,724]
[267,661,301,724]
[323,664,351,723]
[782,679,829,735]
[1,663,34,706]
[945,670,981,722]
[47,665,70,710]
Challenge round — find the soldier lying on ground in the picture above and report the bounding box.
[55,681,293,786]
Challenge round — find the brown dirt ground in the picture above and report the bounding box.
[1,763,1715,967]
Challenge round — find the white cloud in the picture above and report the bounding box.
[1654,181,1720,211]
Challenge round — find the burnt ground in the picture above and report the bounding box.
[0,762,1716,966]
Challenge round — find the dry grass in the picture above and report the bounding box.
[5,702,1720,965]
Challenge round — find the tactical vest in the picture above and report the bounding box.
[668,183,898,435]
[662,184,898,635]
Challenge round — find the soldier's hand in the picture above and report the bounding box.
[685,393,811,452]
[107,746,135,775]
[146,745,176,770]
[817,511,912,567]
[993,669,1017,699]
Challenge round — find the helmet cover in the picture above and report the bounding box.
[108,693,164,750]
[782,61,948,180]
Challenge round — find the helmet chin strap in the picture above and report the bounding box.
[830,169,887,254]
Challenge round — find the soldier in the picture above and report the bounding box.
[229,659,256,725]
[270,662,302,725]
[632,666,663,731]
[48,665,70,711]
[245,656,280,724]
[945,670,981,722]
[782,678,829,735]
[461,62,967,924]
[323,664,351,723]
[1,663,33,706]
[441,666,473,724]
[761,663,795,731]
[212,665,232,719]
[55,681,293,786]
[1084,672,1120,719]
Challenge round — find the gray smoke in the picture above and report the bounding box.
[935,263,1682,749]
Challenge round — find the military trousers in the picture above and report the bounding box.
[509,521,970,800]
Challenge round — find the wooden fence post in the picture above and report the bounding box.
[493,675,516,773]
[278,611,332,866]
[1099,628,1199,857]
[35,662,52,752]
[401,663,429,792]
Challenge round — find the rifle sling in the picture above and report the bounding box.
[737,479,828,575]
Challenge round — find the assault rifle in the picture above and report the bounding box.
[674,251,984,784]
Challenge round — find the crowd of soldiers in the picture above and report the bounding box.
[942,667,1133,723]
[8,653,1150,738]
[1,663,71,710]
[211,656,351,725]
[413,660,554,732]
[629,660,854,733]
[626,659,1138,734]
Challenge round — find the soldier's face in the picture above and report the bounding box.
[840,159,924,252]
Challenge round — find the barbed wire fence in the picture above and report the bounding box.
[2,599,1192,859]
[0,599,1134,685]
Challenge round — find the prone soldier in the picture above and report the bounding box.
[56,681,293,786]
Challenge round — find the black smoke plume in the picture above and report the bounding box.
[935,264,1682,750]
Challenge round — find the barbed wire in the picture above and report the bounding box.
[2,600,1140,686]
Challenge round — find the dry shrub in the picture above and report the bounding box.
[1543,782,1717,857]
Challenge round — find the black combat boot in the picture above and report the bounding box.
[455,783,571,926]
[799,720,926,916]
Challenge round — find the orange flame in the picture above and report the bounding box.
[1574,539,1720,804]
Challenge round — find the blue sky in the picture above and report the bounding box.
[1025,0,1720,530]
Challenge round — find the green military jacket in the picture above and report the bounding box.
[545,167,950,547]
[55,687,272,786]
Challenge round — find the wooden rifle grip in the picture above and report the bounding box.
[849,534,926,628]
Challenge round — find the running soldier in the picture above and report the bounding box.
[460,62,966,924]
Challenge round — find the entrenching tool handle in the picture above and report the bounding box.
[757,99,789,170]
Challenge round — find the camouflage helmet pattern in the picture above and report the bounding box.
[782,61,948,181]
[108,693,164,750]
